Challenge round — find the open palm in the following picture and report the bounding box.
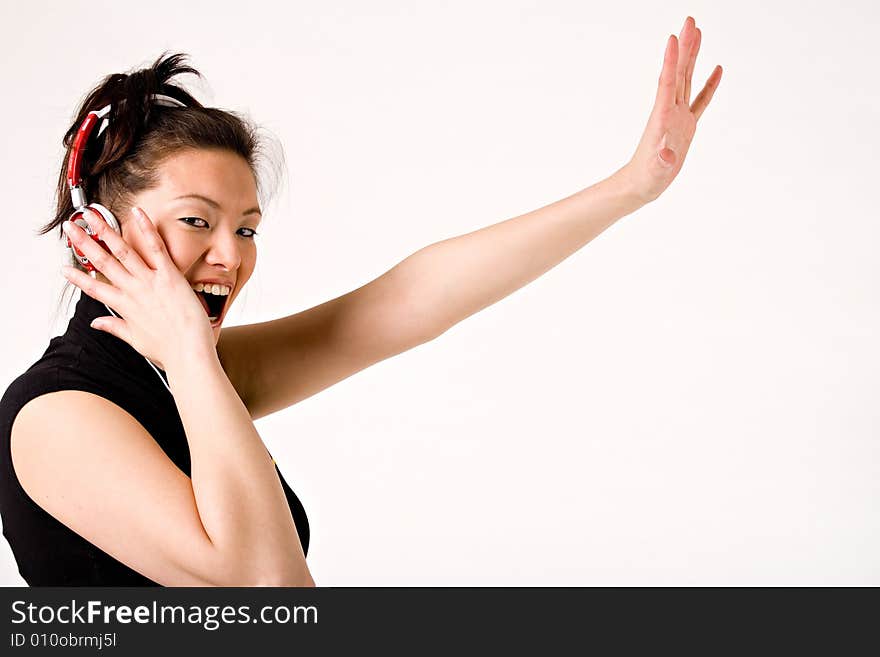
[624,16,723,203]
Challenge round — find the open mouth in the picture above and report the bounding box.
[193,286,231,324]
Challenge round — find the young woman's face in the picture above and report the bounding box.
[117,147,262,343]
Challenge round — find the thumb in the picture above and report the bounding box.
[90,316,129,341]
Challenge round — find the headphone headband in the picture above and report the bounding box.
[66,93,187,206]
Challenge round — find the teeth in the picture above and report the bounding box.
[191,283,231,295]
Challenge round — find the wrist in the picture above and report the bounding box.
[608,163,653,209]
[164,339,221,386]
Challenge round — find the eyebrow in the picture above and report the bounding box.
[172,193,262,217]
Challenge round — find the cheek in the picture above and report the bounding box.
[162,237,192,271]
[238,249,257,284]
[125,228,160,266]
[161,237,201,272]
[241,238,257,261]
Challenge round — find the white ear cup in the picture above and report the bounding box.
[65,202,122,271]
[85,202,120,234]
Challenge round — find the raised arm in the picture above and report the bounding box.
[216,17,721,420]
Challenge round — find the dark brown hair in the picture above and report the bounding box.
[44,51,284,313]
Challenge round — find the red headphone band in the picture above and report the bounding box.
[66,94,186,209]
[67,109,105,207]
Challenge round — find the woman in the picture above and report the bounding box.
[0,17,720,586]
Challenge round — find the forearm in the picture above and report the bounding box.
[165,346,310,586]
[400,167,646,335]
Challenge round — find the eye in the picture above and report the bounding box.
[179,217,208,228]
[178,217,258,239]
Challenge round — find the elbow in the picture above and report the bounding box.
[251,564,315,587]
[394,261,448,345]
[254,573,315,587]
[212,555,314,587]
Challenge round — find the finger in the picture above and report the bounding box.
[684,27,701,106]
[675,17,695,105]
[81,208,151,279]
[655,34,678,109]
[691,65,722,122]
[63,219,131,285]
[61,264,126,310]
[131,207,174,270]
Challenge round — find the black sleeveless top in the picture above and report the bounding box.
[0,291,309,586]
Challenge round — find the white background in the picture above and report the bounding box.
[1,0,877,585]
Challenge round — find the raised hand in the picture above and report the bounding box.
[623,16,723,204]
[61,206,216,370]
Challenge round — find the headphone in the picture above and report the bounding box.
[65,93,186,273]
[64,93,187,395]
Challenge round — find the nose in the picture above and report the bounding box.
[203,229,242,272]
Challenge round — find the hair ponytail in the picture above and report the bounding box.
[87,57,202,177]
